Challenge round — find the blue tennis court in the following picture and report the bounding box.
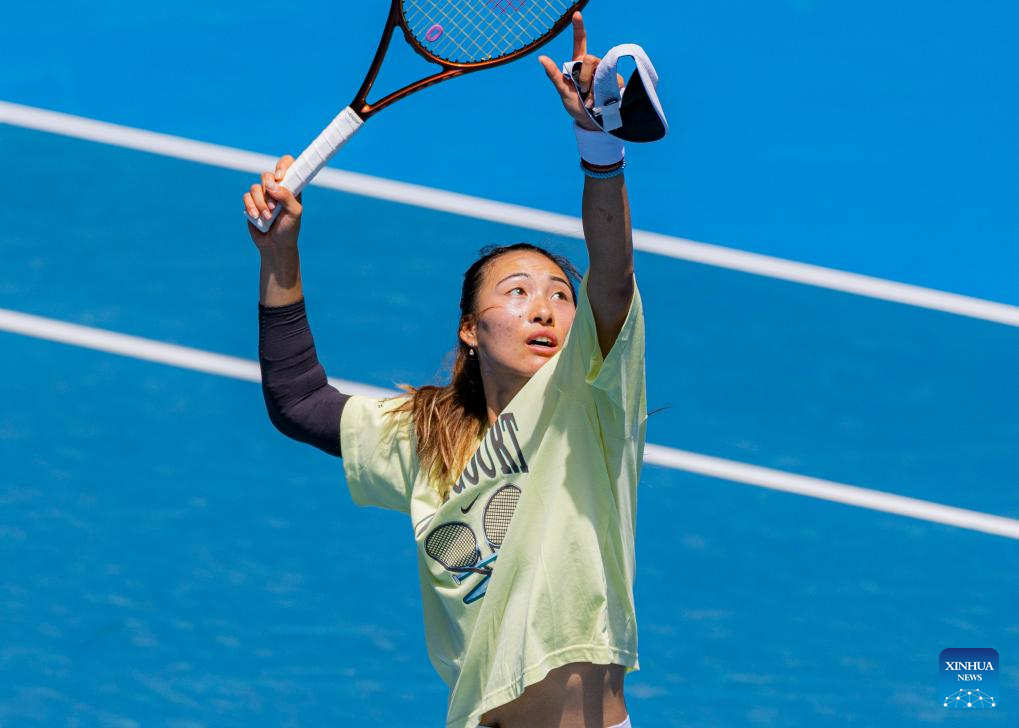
[2,1,1017,725]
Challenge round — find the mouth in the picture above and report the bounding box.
[525,331,558,356]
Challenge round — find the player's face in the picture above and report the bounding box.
[462,251,577,382]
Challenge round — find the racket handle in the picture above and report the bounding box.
[247,106,365,233]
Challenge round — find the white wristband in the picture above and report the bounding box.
[573,123,625,167]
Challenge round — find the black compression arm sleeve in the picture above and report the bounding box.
[258,298,350,457]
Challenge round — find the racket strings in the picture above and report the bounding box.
[406,0,482,62]
[425,523,480,570]
[403,0,571,64]
[469,1,556,57]
[472,0,545,54]
[483,485,521,549]
[406,0,509,60]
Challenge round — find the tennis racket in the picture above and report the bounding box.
[425,521,485,582]
[248,0,589,233]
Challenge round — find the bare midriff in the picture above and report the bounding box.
[477,661,628,728]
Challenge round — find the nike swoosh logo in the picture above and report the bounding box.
[461,495,480,514]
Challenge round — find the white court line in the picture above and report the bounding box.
[2,306,1017,541]
[644,445,1019,541]
[3,99,1019,329]
[0,308,394,400]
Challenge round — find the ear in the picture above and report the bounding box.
[459,317,478,349]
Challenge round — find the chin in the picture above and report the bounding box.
[527,355,557,374]
[493,352,556,382]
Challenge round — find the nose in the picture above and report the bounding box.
[530,300,553,325]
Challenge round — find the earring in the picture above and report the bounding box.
[468,348,475,357]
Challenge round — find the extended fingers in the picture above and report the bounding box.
[569,16,625,92]
[571,12,586,60]
[538,55,576,97]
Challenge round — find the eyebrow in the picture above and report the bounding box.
[497,272,572,288]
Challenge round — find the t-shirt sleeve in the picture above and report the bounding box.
[555,271,647,440]
[339,393,418,514]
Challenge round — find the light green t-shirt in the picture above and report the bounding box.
[340,271,646,728]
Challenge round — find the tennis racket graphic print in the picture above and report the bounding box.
[424,522,485,582]
[425,485,522,604]
[247,0,588,233]
[483,483,520,550]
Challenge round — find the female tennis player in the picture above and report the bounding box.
[244,14,646,728]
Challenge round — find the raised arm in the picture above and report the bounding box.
[540,12,636,358]
[582,174,635,357]
[246,156,350,457]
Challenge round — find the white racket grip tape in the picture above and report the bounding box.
[247,106,365,233]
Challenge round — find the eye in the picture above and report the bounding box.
[509,287,525,295]
[553,291,569,301]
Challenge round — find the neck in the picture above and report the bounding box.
[480,369,529,427]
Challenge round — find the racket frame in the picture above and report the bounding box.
[354,0,590,119]
[247,0,588,232]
